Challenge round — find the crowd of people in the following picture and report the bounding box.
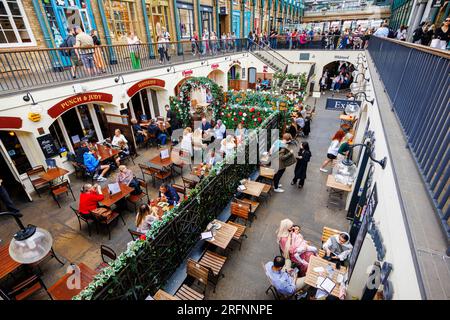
[265,218,353,299]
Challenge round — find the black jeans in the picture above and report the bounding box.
[273,168,286,189]
[292,177,305,187]
[0,185,19,212]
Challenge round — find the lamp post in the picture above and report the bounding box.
[0,211,63,265]
[354,91,374,104]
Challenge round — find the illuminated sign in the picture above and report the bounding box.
[48,93,113,118]
[182,70,193,77]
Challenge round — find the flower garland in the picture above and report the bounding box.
[170,77,224,127]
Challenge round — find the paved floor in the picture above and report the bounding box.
[208,92,351,300]
[0,91,350,300]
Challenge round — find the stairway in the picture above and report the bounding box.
[252,51,284,73]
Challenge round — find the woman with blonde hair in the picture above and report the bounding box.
[193,128,206,163]
[135,204,160,234]
[276,218,294,269]
[220,135,236,155]
[180,127,193,157]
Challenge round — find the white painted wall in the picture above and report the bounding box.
[343,63,422,300]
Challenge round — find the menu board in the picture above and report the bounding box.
[37,134,59,158]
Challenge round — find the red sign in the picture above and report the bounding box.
[127,78,165,97]
[48,92,113,118]
[182,70,193,77]
[211,63,219,69]
[0,116,22,129]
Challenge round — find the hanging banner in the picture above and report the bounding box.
[127,78,166,97]
[325,98,361,111]
[48,92,113,118]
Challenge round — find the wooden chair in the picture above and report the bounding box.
[127,178,149,212]
[50,180,75,208]
[236,197,260,214]
[153,289,180,300]
[182,176,198,191]
[262,262,298,301]
[172,150,192,177]
[318,226,343,258]
[70,206,97,237]
[128,228,144,241]
[95,245,117,272]
[226,221,248,251]
[198,251,227,293]
[152,168,173,187]
[138,163,158,182]
[230,201,253,226]
[258,183,273,204]
[91,209,124,240]
[172,183,187,200]
[175,259,206,300]
[7,274,52,300]
[26,165,47,197]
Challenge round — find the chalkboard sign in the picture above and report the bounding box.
[326,98,361,111]
[37,134,59,158]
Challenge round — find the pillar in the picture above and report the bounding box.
[96,0,117,64]
[141,0,156,58]
[88,104,104,142]
[172,0,183,54]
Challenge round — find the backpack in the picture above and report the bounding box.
[387,28,396,39]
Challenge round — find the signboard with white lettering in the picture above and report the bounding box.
[325,98,361,111]
[37,134,59,158]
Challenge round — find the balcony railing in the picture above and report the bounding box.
[368,36,450,242]
[0,39,256,95]
[303,4,391,15]
[0,36,365,95]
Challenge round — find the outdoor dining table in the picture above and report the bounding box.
[100,183,134,208]
[242,180,266,197]
[0,243,22,282]
[94,143,120,162]
[305,255,347,298]
[259,166,275,180]
[40,167,69,185]
[205,219,237,250]
[48,262,97,300]
[149,154,174,169]
[326,175,353,209]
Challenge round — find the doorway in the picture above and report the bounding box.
[248,67,257,90]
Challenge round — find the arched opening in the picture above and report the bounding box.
[174,77,192,96]
[207,69,226,88]
[127,88,169,122]
[227,64,242,90]
[321,60,355,92]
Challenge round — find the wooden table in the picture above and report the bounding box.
[305,255,347,298]
[242,180,266,197]
[0,244,22,281]
[100,183,134,208]
[150,154,173,169]
[326,175,353,209]
[153,289,180,300]
[40,167,69,185]
[205,220,237,250]
[259,167,275,180]
[95,144,120,161]
[339,115,356,122]
[48,263,97,300]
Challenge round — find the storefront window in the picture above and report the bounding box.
[0,0,35,47]
[201,6,213,35]
[0,131,31,174]
[104,0,140,42]
[146,0,170,41]
[178,3,194,39]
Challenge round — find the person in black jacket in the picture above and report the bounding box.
[291,142,311,188]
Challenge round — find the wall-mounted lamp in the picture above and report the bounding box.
[354,92,374,104]
[23,92,43,114]
[72,84,88,94]
[354,73,370,83]
[114,75,125,84]
[167,66,175,73]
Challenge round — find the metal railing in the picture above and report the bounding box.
[251,41,289,73]
[0,38,257,95]
[303,4,391,15]
[368,36,450,240]
[263,35,367,51]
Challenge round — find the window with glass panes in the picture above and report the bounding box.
[146,0,170,41]
[0,0,35,47]
[104,0,139,42]
[178,5,194,39]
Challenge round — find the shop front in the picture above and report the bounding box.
[177,1,195,39]
[200,5,214,34]
[126,78,167,121]
[103,0,143,43]
[40,0,97,66]
[244,10,251,36]
[232,10,240,36]
[145,0,171,42]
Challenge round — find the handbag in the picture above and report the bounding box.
[283,148,296,167]
[430,38,441,48]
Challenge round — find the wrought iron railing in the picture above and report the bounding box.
[78,113,279,300]
[264,34,367,51]
[0,38,257,95]
[368,36,450,241]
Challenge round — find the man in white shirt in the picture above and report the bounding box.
[214,119,226,141]
[111,129,128,148]
[373,23,390,38]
